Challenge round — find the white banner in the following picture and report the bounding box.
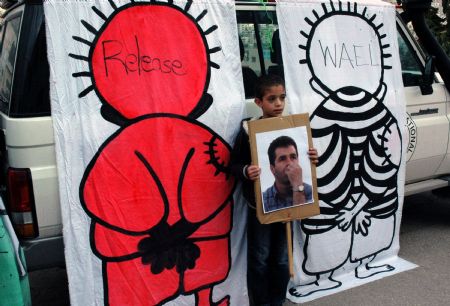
[277,0,415,302]
[44,0,246,305]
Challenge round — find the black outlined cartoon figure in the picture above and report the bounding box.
[71,1,235,305]
[288,1,402,298]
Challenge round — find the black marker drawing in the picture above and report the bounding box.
[69,1,235,305]
[288,1,402,298]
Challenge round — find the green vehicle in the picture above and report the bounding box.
[1,197,31,306]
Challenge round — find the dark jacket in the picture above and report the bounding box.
[230,118,257,208]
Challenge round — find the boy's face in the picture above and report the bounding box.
[255,84,286,118]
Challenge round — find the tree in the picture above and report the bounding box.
[424,0,450,56]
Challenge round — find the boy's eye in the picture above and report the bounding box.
[266,95,285,103]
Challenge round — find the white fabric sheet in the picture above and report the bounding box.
[44,1,246,305]
[276,0,414,303]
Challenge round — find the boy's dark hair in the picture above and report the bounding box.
[254,74,285,100]
[268,135,298,165]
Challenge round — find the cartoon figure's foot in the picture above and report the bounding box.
[212,295,230,306]
[196,288,229,306]
[355,263,395,279]
[288,278,341,298]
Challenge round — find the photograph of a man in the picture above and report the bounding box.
[263,135,313,213]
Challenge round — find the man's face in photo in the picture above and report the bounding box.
[270,145,299,185]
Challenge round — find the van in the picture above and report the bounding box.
[0,0,63,269]
[1,0,449,270]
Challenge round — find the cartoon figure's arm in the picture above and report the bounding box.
[366,189,398,219]
[91,221,142,261]
[81,146,169,233]
[181,135,235,224]
[189,199,232,239]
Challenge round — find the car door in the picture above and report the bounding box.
[396,18,450,183]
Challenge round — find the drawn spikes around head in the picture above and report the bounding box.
[298,0,392,71]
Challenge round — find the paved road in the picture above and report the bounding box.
[287,190,450,306]
[29,191,450,306]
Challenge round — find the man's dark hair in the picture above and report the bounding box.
[254,74,285,100]
[268,135,298,165]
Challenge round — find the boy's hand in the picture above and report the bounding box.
[308,148,319,165]
[246,165,261,181]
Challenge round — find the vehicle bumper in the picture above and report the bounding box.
[22,235,65,271]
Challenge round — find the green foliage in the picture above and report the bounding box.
[425,1,450,56]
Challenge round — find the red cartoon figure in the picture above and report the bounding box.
[71,1,235,305]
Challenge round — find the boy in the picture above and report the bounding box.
[231,74,318,306]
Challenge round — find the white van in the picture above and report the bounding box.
[0,0,63,269]
[1,0,449,269]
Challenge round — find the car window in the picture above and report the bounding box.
[397,27,425,87]
[237,9,279,98]
[239,23,259,74]
[258,22,279,75]
[0,15,21,113]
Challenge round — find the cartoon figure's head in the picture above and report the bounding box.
[71,1,220,119]
[299,1,392,97]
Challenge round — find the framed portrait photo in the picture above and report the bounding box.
[248,114,320,224]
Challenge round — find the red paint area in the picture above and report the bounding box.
[82,3,233,305]
[91,5,207,119]
[92,203,231,259]
[104,237,229,306]
[84,118,233,232]
[83,118,234,305]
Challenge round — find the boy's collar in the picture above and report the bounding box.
[242,117,260,134]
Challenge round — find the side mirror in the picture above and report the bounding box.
[401,0,432,10]
[420,56,434,95]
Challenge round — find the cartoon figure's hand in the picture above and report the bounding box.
[286,162,303,188]
[138,220,201,274]
[308,148,319,165]
[336,208,354,231]
[246,165,261,181]
[354,210,371,236]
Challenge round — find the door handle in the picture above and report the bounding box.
[410,108,439,116]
